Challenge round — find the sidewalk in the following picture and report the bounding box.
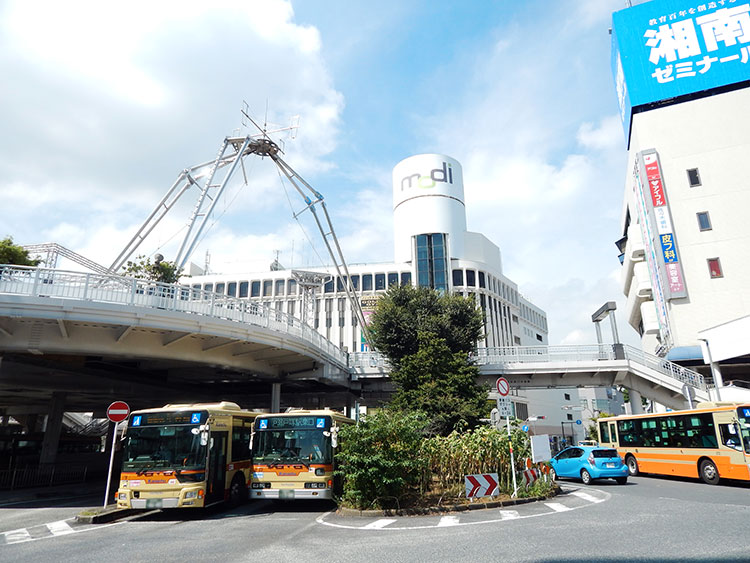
[0,477,108,506]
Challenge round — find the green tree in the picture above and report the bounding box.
[121,254,183,283]
[336,409,429,510]
[368,285,488,436]
[0,237,40,266]
[390,331,487,436]
[368,284,483,368]
[587,412,614,442]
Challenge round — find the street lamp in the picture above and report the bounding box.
[698,338,724,401]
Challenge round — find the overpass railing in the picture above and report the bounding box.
[352,344,706,391]
[0,265,347,368]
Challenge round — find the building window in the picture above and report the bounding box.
[336,277,345,292]
[708,258,723,278]
[415,233,448,292]
[275,279,285,296]
[263,280,272,297]
[362,274,373,291]
[687,168,701,187]
[324,278,334,293]
[567,413,573,421]
[564,393,571,401]
[215,283,225,295]
[350,275,360,290]
[697,211,712,231]
[387,272,399,287]
[466,270,476,287]
[536,334,543,342]
[452,269,464,286]
[287,279,297,295]
[375,273,386,290]
[478,271,486,289]
[239,281,249,298]
[400,272,411,286]
[203,283,213,293]
[251,281,260,298]
[227,282,237,297]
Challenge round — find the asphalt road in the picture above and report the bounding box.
[2,475,749,562]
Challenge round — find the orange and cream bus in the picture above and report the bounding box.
[598,402,750,485]
[250,409,353,500]
[116,402,260,509]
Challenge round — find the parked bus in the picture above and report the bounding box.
[116,402,261,509]
[598,402,750,485]
[250,409,353,500]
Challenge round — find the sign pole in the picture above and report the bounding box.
[103,422,119,508]
[507,415,518,498]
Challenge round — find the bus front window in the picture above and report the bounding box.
[253,429,331,464]
[123,426,207,472]
[736,407,750,454]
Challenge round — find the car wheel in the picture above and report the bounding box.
[699,459,720,485]
[229,474,248,506]
[626,455,639,476]
[581,469,592,485]
[615,477,628,485]
[549,468,557,481]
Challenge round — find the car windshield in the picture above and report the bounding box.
[253,428,331,465]
[592,449,619,458]
[122,425,206,472]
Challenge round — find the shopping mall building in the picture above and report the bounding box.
[611,0,750,386]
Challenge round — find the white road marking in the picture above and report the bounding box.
[46,520,75,536]
[363,518,398,529]
[570,490,604,504]
[437,515,460,527]
[545,502,572,512]
[3,528,32,544]
[498,510,520,520]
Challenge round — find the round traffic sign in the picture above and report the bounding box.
[496,377,510,397]
[107,401,130,423]
[575,419,582,425]
[521,424,529,432]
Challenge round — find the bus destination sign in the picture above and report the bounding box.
[256,416,330,431]
[130,411,207,427]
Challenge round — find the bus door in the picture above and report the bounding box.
[206,431,228,505]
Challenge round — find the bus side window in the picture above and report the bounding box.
[599,421,610,443]
[609,424,616,445]
[719,424,741,450]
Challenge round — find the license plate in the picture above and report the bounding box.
[145,498,163,508]
[279,489,295,500]
[606,463,615,468]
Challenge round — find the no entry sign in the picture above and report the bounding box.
[107,401,130,423]
[496,377,510,397]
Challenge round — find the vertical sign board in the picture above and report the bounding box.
[632,153,673,347]
[530,434,552,463]
[612,0,750,142]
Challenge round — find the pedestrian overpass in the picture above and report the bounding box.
[1,264,714,416]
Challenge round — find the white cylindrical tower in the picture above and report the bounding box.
[392,154,466,263]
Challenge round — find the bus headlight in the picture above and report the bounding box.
[314,468,325,476]
[118,493,128,500]
[185,490,198,499]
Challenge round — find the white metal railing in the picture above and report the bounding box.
[472,345,706,390]
[0,265,348,368]
[351,344,705,391]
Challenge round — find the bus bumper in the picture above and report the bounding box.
[250,488,332,500]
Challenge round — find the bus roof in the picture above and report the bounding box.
[599,402,748,421]
[130,401,262,416]
[260,408,354,423]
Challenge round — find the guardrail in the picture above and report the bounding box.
[0,464,88,490]
[352,344,706,391]
[0,265,348,368]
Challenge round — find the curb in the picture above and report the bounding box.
[336,487,561,518]
[76,507,143,524]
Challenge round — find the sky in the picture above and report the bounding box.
[0,0,640,347]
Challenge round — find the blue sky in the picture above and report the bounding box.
[0,0,638,346]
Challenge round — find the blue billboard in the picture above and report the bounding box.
[612,0,750,141]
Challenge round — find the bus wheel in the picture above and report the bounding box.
[625,455,639,476]
[229,474,247,506]
[699,459,720,485]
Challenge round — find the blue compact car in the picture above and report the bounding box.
[550,446,629,485]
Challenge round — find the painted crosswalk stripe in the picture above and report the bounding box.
[498,510,520,520]
[363,518,397,529]
[46,520,75,536]
[4,528,32,544]
[570,490,603,504]
[437,515,460,527]
[545,502,572,512]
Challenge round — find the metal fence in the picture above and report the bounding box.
[0,265,348,369]
[0,464,88,490]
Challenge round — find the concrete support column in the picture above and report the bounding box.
[39,392,66,465]
[629,389,644,415]
[271,383,281,413]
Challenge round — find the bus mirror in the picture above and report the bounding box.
[191,428,200,435]
[249,431,254,450]
[201,432,209,447]
[331,424,339,448]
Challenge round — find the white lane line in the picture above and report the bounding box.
[437,515,460,527]
[46,520,75,536]
[363,518,398,529]
[498,510,520,520]
[545,502,572,512]
[3,528,32,544]
[570,490,604,504]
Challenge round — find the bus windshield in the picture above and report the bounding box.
[122,425,207,472]
[736,407,750,454]
[253,428,331,465]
